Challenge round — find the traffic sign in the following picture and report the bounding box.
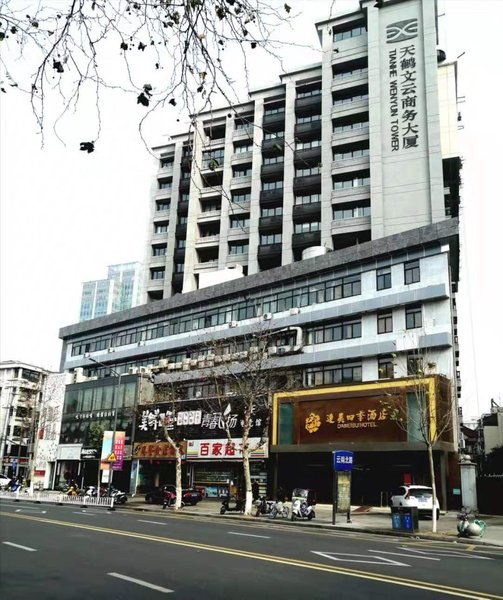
[107,452,117,462]
[333,450,354,471]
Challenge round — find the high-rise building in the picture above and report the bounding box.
[79,262,142,321]
[143,0,460,302]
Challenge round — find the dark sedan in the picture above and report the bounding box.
[144,485,202,506]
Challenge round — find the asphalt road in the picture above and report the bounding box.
[1,500,502,600]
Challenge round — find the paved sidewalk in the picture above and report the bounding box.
[122,496,503,547]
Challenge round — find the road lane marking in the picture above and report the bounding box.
[400,547,493,560]
[228,531,271,539]
[2,512,501,600]
[108,572,173,593]
[72,511,96,515]
[15,508,46,514]
[312,551,409,567]
[2,541,37,552]
[369,549,440,561]
[138,520,166,525]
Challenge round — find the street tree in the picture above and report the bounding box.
[201,322,299,515]
[0,0,293,146]
[380,346,456,533]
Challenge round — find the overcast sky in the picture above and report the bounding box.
[1,0,501,422]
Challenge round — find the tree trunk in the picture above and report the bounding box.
[243,446,253,515]
[175,446,183,510]
[427,442,438,533]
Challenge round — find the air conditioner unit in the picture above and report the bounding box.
[128,367,139,375]
[182,358,191,365]
[231,352,240,360]
[195,391,202,398]
[182,364,190,371]
[229,321,238,328]
[138,340,146,347]
[139,366,148,374]
[174,362,183,370]
[222,354,232,362]
[277,345,291,355]
[263,313,273,321]
[238,351,248,359]
[268,347,278,356]
[190,359,198,367]
[197,356,206,362]
[214,356,223,364]
[290,307,300,315]
[158,359,168,368]
[168,363,176,371]
[107,347,115,353]
[205,360,214,368]
[249,346,259,354]
[74,367,85,383]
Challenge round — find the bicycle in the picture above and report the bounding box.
[457,507,486,538]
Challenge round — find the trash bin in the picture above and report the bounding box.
[391,506,418,532]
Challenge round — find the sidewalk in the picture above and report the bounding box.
[122,496,503,547]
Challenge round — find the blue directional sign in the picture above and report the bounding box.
[333,450,354,471]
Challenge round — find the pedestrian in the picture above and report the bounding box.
[252,480,260,501]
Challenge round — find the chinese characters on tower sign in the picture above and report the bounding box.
[387,18,419,152]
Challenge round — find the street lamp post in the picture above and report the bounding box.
[84,355,122,492]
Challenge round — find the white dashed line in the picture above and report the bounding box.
[3,541,37,552]
[108,572,173,593]
[228,531,270,539]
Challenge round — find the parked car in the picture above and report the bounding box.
[144,485,203,506]
[0,473,11,489]
[390,485,440,519]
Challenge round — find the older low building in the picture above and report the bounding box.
[59,220,461,506]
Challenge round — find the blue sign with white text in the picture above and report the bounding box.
[333,450,354,471]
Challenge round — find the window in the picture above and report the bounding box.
[232,191,251,204]
[160,157,173,168]
[263,155,284,165]
[264,131,284,139]
[294,221,320,234]
[262,180,283,191]
[333,24,366,41]
[230,215,250,229]
[177,216,188,225]
[377,312,393,334]
[333,66,368,81]
[180,193,190,202]
[333,204,370,219]
[295,194,321,205]
[181,170,191,180]
[407,353,423,376]
[404,260,420,284]
[150,268,165,280]
[378,356,394,379]
[333,146,369,160]
[202,148,224,169]
[152,245,167,256]
[296,139,321,150]
[158,179,172,190]
[154,222,169,234]
[376,267,391,290]
[201,200,221,212]
[264,106,285,115]
[306,318,361,344]
[296,114,322,124]
[260,233,282,245]
[305,361,362,386]
[233,165,252,177]
[297,88,321,99]
[333,91,369,107]
[295,166,321,177]
[234,143,252,154]
[261,206,283,217]
[156,201,170,212]
[406,305,422,329]
[229,242,249,255]
[174,263,184,273]
[333,175,370,189]
[333,119,369,133]
[176,239,186,249]
[235,119,253,130]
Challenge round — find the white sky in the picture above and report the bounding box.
[1,0,502,422]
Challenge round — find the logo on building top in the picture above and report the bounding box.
[386,19,418,44]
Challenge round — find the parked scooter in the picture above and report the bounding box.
[291,488,316,521]
[270,500,289,519]
[220,495,245,514]
[457,507,486,538]
[100,486,128,504]
[254,496,275,517]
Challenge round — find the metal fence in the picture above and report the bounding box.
[0,489,115,509]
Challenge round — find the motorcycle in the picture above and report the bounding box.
[270,500,289,519]
[220,495,245,514]
[291,488,316,521]
[102,486,128,504]
[254,496,275,517]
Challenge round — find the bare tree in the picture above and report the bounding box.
[202,322,299,514]
[138,380,187,509]
[380,346,456,533]
[0,0,294,146]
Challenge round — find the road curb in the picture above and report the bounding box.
[118,503,497,547]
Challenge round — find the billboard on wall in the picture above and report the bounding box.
[297,396,406,444]
[186,438,268,460]
[132,441,186,460]
[134,401,267,442]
